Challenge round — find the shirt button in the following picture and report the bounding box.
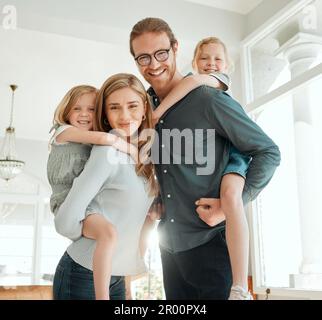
[163,169,167,174]
[167,194,171,198]
[160,120,164,124]
[170,219,174,223]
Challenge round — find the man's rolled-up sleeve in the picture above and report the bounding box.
[203,86,281,204]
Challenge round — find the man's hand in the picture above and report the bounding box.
[195,198,226,227]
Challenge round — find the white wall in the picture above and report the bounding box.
[1,0,244,39]
[0,0,250,188]
[245,0,294,35]
[0,27,140,142]
[0,0,247,142]
[0,0,246,63]
[1,0,299,191]
[229,59,243,102]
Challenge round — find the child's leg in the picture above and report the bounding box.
[220,174,249,291]
[125,276,133,300]
[82,213,117,300]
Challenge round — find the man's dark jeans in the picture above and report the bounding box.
[160,230,232,300]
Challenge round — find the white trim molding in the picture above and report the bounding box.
[246,62,322,115]
[241,0,322,299]
[240,0,315,105]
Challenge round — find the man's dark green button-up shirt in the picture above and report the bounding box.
[148,84,281,253]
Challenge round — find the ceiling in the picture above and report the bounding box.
[182,0,264,14]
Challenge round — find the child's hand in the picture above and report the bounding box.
[195,198,226,227]
[210,77,221,88]
[111,136,138,162]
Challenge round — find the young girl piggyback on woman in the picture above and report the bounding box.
[152,37,253,300]
[47,85,138,300]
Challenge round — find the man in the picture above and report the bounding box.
[130,17,281,300]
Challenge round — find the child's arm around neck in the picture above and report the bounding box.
[152,73,230,123]
[56,126,116,145]
[56,126,138,161]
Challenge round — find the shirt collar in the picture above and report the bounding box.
[147,86,160,109]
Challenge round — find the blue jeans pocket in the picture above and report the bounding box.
[70,263,95,300]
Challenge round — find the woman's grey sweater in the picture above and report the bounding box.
[53,145,153,276]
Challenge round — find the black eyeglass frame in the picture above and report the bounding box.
[134,47,172,66]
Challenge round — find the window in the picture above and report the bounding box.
[0,174,70,286]
[241,0,322,298]
[130,226,165,300]
[0,210,34,285]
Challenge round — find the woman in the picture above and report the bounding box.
[52,73,158,300]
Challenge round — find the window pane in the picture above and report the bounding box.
[251,74,322,290]
[130,226,164,300]
[40,221,71,284]
[0,204,35,286]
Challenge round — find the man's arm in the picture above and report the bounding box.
[203,86,281,204]
[54,146,116,240]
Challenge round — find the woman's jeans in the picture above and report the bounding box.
[53,251,125,300]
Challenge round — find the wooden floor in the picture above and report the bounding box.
[0,277,256,300]
[0,286,53,300]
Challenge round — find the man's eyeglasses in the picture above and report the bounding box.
[135,48,171,67]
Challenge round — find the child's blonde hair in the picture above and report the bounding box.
[53,85,97,126]
[192,37,234,73]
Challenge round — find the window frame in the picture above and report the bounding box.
[240,0,322,299]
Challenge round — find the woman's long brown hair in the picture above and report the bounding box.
[94,73,158,197]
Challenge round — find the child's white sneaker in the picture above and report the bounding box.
[228,285,253,300]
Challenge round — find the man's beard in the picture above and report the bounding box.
[148,61,177,98]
